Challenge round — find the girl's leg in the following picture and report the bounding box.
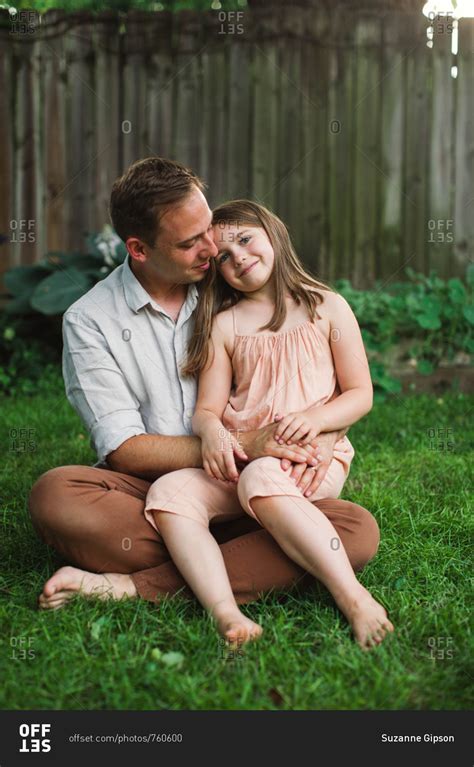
[151,511,262,644]
[144,468,265,644]
[250,494,393,650]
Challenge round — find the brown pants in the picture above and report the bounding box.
[28,465,380,605]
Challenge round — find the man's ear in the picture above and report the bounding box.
[126,237,148,264]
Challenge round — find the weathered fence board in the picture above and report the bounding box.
[403,12,431,279]
[454,20,474,269]
[43,10,68,255]
[379,11,406,285]
[0,4,472,290]
[429,14,456,278]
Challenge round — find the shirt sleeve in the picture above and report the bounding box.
[62,310,147,464]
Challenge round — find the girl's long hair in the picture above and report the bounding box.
[181,199,334,377]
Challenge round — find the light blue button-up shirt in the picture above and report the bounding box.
[62,257,199,465]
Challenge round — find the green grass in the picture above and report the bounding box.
[0,376,473,710]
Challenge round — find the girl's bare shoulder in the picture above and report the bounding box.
[314,288,348,318]
[310,288,341,339]
[212,308,236,354]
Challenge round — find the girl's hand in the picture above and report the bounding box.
[273,412,321,446]
[201,426,248,483]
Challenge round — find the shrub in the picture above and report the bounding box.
[4,226,126,317]
[335,265,474,396]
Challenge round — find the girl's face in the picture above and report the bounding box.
[212,223,275,295]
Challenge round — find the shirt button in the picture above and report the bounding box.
[185,409,194,418]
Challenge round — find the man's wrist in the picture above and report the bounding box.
[238,429,255,459]
[314,429,339,446]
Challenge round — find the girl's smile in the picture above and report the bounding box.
[239,259,259,277]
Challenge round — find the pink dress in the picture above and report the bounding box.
[223,307,354,467]
[144,307,355,530]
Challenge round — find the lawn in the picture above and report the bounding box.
[0,377,472,710]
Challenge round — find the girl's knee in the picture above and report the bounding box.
[237,457,278,513]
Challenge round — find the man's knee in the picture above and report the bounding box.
[28,466,78,537]
[350,502,380,570]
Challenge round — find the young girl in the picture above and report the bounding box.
[144,200,394,650]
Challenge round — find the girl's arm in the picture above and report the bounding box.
[311,293,373,430]
[192,313,233,437]
[192,313,248,481]
[274,294,373,444]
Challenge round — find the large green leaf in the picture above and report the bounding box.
[415,314,442,330]
[463,304,474,325]
[4,265,52,297]
[447,278,466,304]
[30,268,92,315]
[41,252,104,273]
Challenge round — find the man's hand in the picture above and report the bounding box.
[283,430,341,497]
[239,422,320,466]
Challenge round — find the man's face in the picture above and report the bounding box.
[142,187,218,285]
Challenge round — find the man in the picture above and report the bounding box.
[29,157,380,611]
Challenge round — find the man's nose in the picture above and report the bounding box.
[202,232,218,258]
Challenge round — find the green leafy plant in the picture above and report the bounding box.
[4,226,126,317]
[335,264,474,398]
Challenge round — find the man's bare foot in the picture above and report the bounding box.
[339,586,394,651]
[213,603,263,646]
[38,566,137,610]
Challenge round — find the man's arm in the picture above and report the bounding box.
[107,433,203,480]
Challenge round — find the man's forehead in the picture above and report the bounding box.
[159,196,212,241]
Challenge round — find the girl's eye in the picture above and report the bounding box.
[239,236,251,245]
[218,252,230,265]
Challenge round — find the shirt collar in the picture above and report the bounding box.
[122,255,199,316]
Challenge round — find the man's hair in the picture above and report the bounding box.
[109,157,205,246]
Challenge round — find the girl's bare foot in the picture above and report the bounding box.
[339,586,394,651]
[212,603,263,645]
[38,566,137,610]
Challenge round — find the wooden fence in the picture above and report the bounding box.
[0,2,473,290]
